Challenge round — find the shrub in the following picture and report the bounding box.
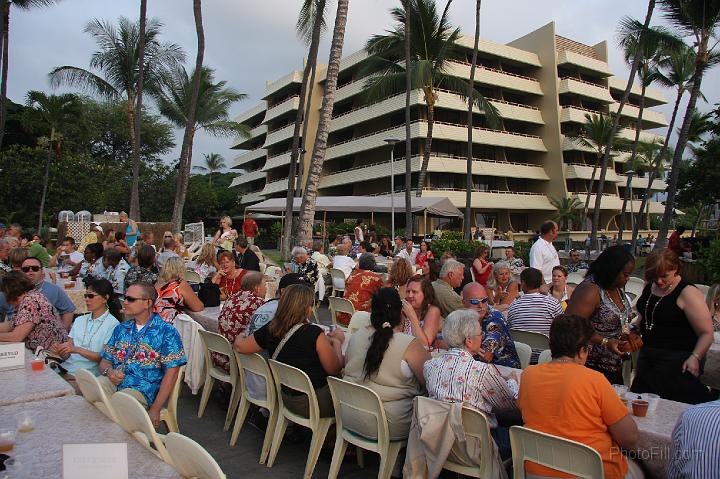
[430,231,480,258]
[327,221,356,235]
[698,239,720,284]
[269,221,282,241]
[513,241,532,266]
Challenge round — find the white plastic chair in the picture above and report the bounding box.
[197,330,242,431]
[230,353,278,464]
[348,311,371,334]
[329,268,346,296]
[566,272,585,286]
[160,365,185,433]
[624,279,645,306]
[165,432,226,479]
[442,403,503,477]
[267,359,335,479]
[326,377,406,479]
[75,368,120,422]
[509,425,605,479]
[328,296,356,328]
[184,270,202,283]
[509,329,550,351]
[537,349,553,365]
[514,341,533,369]
[110,391,173,464]
[694,284,710,297]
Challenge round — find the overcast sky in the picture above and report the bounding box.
[9,0,719,169]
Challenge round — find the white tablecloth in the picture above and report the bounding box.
[188,307,222,333]
[0,349,75,406]
[0,395,180,478]
[57,276,88,314]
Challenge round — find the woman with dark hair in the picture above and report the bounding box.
[379,236,394,258]
[630,249,714,404]
[71,242,105,279]
[471,245,492,287]
[421,258,441,282]
[415,241,434,269]
[404,277,443,349]
[50,278,121,377]
[565,245,636,384]
[0,271,69,349]
[234,284,344,417]
[344,288,429,439]
[125,245,159,289]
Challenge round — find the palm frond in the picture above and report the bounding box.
[48,66,119,99]
[297,0,328,45]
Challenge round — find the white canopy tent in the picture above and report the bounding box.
[246,195,462,217]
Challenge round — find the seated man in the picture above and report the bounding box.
[462,282,520,369]
[566,248,589,273]
[341,253,383,324]
[102,248,131,297]
[49,236,84,272]
[396,239,418,265]
[431,260,465,317]
[517,314,641,479]
[99,283,186,426]
[668,399,720,478]
[507,267,563,362]
[234,236,260,272]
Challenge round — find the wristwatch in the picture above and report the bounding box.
[101,367,110,376]
[600,337,609,349]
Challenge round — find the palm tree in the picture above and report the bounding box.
[0,0,63,151]
[550,196,582,231]
[656,0,720,248]
[361,0,500,197]
[283,0,326,259]
[567,112,625,227]
[297,0,350,243]
[194,152,226,187]
[464,0,482,241]
[49,17,184,220]
[631,45,696,248]
[130,0,148,220]
[403,0,413,237]
[25,91,81,231]
[617,140,654,239]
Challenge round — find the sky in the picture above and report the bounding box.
[8,0,719,170]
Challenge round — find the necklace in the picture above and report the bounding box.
[81,309,110,346]
[644,276,680,331]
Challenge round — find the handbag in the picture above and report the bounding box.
[198,279,221,307]
[272,323,305,360]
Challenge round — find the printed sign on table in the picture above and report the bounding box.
[63,443,129,479]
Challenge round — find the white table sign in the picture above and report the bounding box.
[63,443,129,479]
[0,343,25,371]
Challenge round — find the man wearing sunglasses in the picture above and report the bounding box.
[98,283,186,426]
[0,257,76,328]
[462,282,520,369]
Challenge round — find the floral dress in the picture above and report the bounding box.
[214,291,265,372]
[13,290,69,351]
[124,266,159,291]
[294,258,319,286]
[482,309,521,369]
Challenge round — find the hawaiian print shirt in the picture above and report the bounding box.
[13,290,69,351]
[340,269,383,325]
[482,308,521,369]
[214,291,265,372]
[101,313,186,405]
[507,257,525,276]
[104,259,131,296]
[566,261,589,273]
[293,258,319,286]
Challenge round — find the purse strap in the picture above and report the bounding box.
[272,323,305,360]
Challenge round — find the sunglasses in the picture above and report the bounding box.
[467,297,489,305]
[84,293,101,299]
[123,296,151,303]
[21,265,41,273]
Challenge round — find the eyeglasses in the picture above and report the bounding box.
[84,293,100,299]
[21,265,41,273]
[123,296,151,303]
[467,297,489,305]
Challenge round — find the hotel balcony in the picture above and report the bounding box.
[574,193,665,214]
[618,174,667,191]
[558,77,614,103]
[263,70,303,100]
[230,169,266,187]
[262,152,292,172]
[232,124,267,149]
[608,77,666,105]
[556,50,612,77]
[619,128,664,144]
[609,103,668,128]
[240,191,265,205]
[259,178,288,196]
[447,62,544,95]
[234,102,266,125]
[263,95,300,124]
[335,78,366,103]
[232,148,266,169]
[565,163,622,183]
[262,124,295,149]
[456,36,542,67]
[421,188,555,210]
[559,105,601,124]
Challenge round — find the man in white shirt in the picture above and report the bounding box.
[529,220,559,284]
[396,239,418,265]
[49,236,84,272]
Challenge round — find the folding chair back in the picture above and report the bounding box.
[514,341,533,369]
[328,296,356,327]
[510,329,550,350]
[110,392,172,464]
[75,368,119,422]
[165,432,226,479]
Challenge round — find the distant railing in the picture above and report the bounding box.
[559,76,607,89]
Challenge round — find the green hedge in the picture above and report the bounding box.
[698,239,720,284]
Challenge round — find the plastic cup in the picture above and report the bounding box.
[643,393,660,413]
[612,384,628,396]
[632,400,649,417]
[30,358,44,372]
[0,430,16,452]
[15,412,35,433]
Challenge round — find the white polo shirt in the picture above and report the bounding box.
[529,237,559,284]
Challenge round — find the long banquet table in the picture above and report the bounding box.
[0,395,181,478]
[188,306,222,332]
[56,275,88,315]
[0,348,75,406]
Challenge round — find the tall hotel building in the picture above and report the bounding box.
[230,22,668,233]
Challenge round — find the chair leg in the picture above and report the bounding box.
[357,447,365,468]
[379,442,403,479]
[197,376,215,418]
[304,419,333,479]
[259,406,279,464]
[266,416,288,468]
[162,409,179,433]
[229,397,250,447]
[224,384,242,431]
[327,434,348,479]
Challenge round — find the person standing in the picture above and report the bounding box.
[529,220,559,284]
[119,211,139,248]
[242,213,259,245]
[354,219,364,244]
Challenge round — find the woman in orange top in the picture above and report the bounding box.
[517,314,642,479]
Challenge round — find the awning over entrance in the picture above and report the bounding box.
[246,195,463,217]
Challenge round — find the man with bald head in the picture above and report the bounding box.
[462,283,520,369]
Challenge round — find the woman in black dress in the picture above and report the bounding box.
[631,249,715,404]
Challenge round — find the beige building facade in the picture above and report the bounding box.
[230,22,668,233]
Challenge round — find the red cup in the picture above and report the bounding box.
[30,359,44,372]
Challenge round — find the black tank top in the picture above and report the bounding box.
[637,279,698,352]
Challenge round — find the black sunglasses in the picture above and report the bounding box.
[21,265,41,273]
[123,296,151,303]
[84,293,100,299]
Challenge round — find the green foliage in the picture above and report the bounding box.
[326,221,355,235]
[429,231,478,258]
[269,221,283,241]
[550,196,582,231]
[698,239,720,284]
[513,241,532,266]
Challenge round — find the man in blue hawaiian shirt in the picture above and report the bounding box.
[462,282,521,369]
[99,282,186,426]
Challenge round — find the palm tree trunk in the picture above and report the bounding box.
[297,0,349,243]
[126,92,138,215]
[690,204,705,237]
[416,92,435,197]
[631,85,683,249]
[618,84,646,241]
[129,0,148,221]
[656,49,707,249]
[0,2,10,151]
[591,0,655,248]
[283,1,323,259]
[38,127,55,232]
[171,0,205,233]
[582,155,600,224]
[464,0,481,241]
[296,59,318,198]
[404,0,413,238]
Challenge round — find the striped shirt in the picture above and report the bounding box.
[667,400,720,478]
[507,292,563,360]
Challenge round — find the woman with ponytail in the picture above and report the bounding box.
[343,288,430,440]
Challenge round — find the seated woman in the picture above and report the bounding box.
[211,251,246,298]
[331,243,355,288]
[0,271,69,349]
[403,277,443,349]
[71,242,105,279]
[344,287,430,439]
[471,246,493,287]
[488,261,519,312]
[341,253,384,325]
[125,245,158,290]
[154,257,204,324]
[378,237,394,258]
[542,265,575,310]
[193,243,218,282]
[50,278,121,379]
[290,246,319,287]
[234,284,344,417]
[424,309,520,459]
[518,314,641,479]
[421,258,441,282]
[386,257,414,298]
